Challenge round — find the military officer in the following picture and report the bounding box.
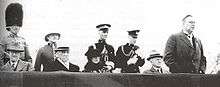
[115,30,145,73]
[2,3,32,64]
[0,44,34,71]
[85,24,115,73]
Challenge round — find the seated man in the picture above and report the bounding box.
[0,44,33,71]
[143,50,170,74]
[54,47,79,72]
[84,49,113,73]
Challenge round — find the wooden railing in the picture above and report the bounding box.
[0,71,220,87]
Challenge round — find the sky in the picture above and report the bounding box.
[1,0,220,73]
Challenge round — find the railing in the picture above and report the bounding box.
[0,71,220,87]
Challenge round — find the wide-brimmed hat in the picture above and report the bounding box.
[45,33,60,42]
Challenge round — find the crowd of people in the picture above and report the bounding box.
[1,3,218,74]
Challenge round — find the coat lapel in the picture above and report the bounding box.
[15,60,25,71]
[179,32,194,49]
[150,67,159,73]
[2,62,14,71]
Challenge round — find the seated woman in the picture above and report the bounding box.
[83,49,112,73]
[54,47,79,72]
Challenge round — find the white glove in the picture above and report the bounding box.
[127,55,138,65]
[105,61,115,68]
[112,68,122,73]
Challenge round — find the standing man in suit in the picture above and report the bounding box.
[85,24,115,73]
[164,15,206,74]
[1,3,32,65]
[143,50,170,74]
[0,44,33,71]
[115,30,145,73]
[34,33,61,71]
[54,47,80,72]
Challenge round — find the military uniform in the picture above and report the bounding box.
[84,41,115,73]
[3,34,32,63]
[85,40,115,63]
[84,24,115,73]
[2,3,32,64]
[115,43,145,73]
[0,43,6,68]
[115,30,145,73]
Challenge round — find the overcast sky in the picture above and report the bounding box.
[1,0,220,73]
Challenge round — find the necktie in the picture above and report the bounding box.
[157,69,160,73]
[11,63,15,70]
[157,69,163,73]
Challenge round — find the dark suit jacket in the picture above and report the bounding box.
[115,43,145,73]
[34,44,56,71]
[164,32,206,73]
[54,60,80,72]
[1,60,34,71]
[143,67,170,74]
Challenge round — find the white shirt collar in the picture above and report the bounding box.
[10,60,18,68]
[183,30,193,38]
[152,66,162,71]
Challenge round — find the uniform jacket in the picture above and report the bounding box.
[0,43,5,67]
[115,43,145,73]
[85,40,115,66]
[54,59,80,72]
[143,67,170,74]
[164,32,206,73]
[0,60,34,71]
[3,34,32,63]
[34,44,56,71]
